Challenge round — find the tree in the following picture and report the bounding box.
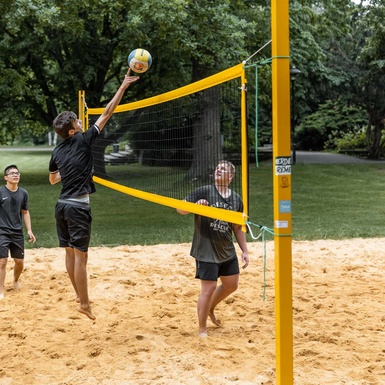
[354,1,385,158]
[295,100,367,151]
[0,0,265,178]
[287,0,385,158]
[0,0,141,143]
[289,0,354,116]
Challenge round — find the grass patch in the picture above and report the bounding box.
[1,148,385,248]
[291,164,385,239]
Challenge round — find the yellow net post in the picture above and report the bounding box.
[271,0,294,384]
[78,90,86,131]
[241,67,249,231]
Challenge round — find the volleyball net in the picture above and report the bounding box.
[80,63,249,226]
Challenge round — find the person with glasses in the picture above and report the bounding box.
[0,165,36,299]
[49,73,139,320]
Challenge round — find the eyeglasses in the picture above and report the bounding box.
[6,172,20,176]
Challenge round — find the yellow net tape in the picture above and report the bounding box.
[88,63,244,114]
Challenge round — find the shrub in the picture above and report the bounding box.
[295,100,367,151]
[334,130,366,151]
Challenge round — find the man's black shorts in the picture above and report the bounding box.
[0,233,24,259]
[195,256,240,281]
[55,201,92,252]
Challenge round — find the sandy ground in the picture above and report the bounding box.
[1,238,384,385]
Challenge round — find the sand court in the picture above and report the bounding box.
[0,238,384,384]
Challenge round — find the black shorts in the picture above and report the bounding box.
[195,256,240,281]
[0,233,25,259]
[55,201,92,252]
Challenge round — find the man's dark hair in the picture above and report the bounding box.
[53,111,77,139]
[4,165,19,176]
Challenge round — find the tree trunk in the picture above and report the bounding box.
[187,86,222,183]
[366,112,385,159]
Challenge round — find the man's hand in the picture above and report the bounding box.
[241,251,249,269]
[27,230,36,243]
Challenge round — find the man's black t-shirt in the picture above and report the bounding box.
[0,186,29,235]
[49,125,100,199]
[184,185,243,263]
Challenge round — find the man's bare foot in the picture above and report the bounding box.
[0,292,4,299]
[77,305,96,320]
[13,281,22,291]
[209,311,222,326]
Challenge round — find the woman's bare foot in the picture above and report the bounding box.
[0,292,4,299]
[198,332,208,338]
[77,305,96,320]
[209,311,222,326]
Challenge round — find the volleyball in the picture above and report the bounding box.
[127,49,152,74]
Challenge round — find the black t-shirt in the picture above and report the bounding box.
[49,125,100,199]
[0,186,29,235]
[184,185,243,263]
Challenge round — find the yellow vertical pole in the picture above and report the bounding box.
[241,67,248,231]
[271,1,294,384]
[78,90,86,131]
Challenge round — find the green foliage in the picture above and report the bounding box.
[289,0,353,116]
[2,0,385,159]
[287,0,385,158]
[0,0,262,145]
[353,2,385,157]
[295,99,367,150]
[287,1,385,157]
[334,130,366,151]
